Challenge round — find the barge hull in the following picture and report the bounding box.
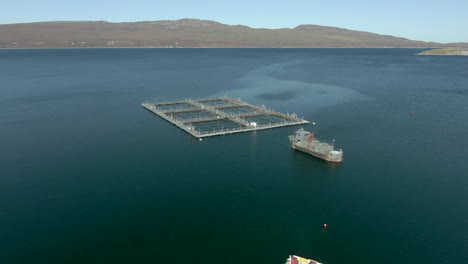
[292,144,342,162]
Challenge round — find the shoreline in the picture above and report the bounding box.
[0,46,443,50]
[416,47,468,56]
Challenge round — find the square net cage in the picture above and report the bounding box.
[198,99,233,107]
[169,110,215,120]
[242,114,290,126]
[155,103,194,111]
[188,119,245,133]
[217,106,258,115]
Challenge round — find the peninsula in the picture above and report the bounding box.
[1,19,467,49]
[417,48,468,56]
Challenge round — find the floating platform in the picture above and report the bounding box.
[142,97,309,138]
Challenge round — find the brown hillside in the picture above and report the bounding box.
[0,19,464,48]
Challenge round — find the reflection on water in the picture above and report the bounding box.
[217,63,372,111]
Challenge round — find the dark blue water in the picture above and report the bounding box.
[0,49,467,264]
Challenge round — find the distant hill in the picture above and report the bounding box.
[0,19,466,48]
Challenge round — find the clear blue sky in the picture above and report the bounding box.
[3,0,467,43]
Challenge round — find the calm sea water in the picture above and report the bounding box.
[0,49,466,264]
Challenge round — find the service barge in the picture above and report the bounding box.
[285,254,322,264]
[289,128,343,162]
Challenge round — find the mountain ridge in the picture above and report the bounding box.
[0,19,466,48]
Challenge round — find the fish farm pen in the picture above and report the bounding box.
[142,97,309,138]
